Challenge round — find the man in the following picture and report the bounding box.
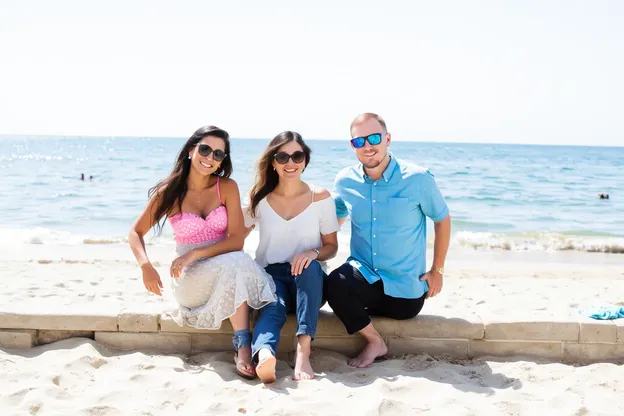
[326,112,451,368]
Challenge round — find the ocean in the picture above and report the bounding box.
[1,136,622,253]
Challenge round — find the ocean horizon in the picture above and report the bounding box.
[1,135,622,253]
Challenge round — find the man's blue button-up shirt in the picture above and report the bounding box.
[334,155,449,299]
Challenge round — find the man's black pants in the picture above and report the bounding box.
[325,262,426,334]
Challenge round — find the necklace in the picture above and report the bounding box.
[188,187,207,204]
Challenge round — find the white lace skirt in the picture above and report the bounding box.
[168,241,277,330]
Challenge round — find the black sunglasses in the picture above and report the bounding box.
[195,143,227,162]
[350,133,383,149]
[274,151,306,164]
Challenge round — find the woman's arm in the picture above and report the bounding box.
[128,190,163,269]
[128,189,165,295]
[291,187,339,275]
[190,178,246,260]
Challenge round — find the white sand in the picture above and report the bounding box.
[1,238,624,415]
[1,338,623,415]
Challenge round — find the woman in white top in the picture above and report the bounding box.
[244,131,339,383]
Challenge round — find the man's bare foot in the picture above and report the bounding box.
[255,348,277,384]
[234,346,256,380]
[348,336,388,368]
[293,351,315,380]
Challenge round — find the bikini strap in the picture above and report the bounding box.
[216,177,222,204]
[311,184,315,202]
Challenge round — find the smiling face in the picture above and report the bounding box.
[272,140,306,180]
[350,117,391,170]
[188,135,227,177]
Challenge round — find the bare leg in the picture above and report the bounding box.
[348,322,388,368]
[293,335,314,380]
[229,302,255,378]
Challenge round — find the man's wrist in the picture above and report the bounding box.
[312,248,320,259]
[431,266,445,275]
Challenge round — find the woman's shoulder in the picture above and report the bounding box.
[311,185,331,202]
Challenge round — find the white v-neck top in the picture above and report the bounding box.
[243,187,340,268]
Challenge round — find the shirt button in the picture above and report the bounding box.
[374,268,378,271]
[373,217,376,221]
[373,235,376,238]
[374,182,377,186]
[373,253,377,256]
[373,200,376,203]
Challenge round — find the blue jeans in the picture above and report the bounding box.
[251,261,325,358]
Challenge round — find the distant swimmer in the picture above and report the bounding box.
[598,193,609,199]
[80,173,85,181]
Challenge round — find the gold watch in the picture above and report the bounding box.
[432,267,445,275]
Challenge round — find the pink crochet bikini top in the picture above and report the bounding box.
[168,177,228,245]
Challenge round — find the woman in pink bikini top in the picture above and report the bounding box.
[168,177,228,246]
[128,125,277,381]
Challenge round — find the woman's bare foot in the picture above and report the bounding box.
[293,335,315,380]
[234,346,256,379]
[293,351,315,380]
[348,336,388,368]
[255,348,277,384]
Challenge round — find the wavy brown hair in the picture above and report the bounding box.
[248,131,311,217]
[148,125,232,235]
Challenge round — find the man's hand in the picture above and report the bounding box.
[419,269,443,298]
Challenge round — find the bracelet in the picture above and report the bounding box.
[313,248,320,259]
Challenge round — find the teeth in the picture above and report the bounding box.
[284,169,297,172]
[200,161,213,168]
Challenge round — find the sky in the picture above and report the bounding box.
[0,0,623,146]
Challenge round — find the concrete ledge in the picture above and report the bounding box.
[563,342,624,363]
[470,340,563,360]
[0,311,118,331]
[386,337,470,359]
[0,329,37,349]
[579,318,617,343]
[95,332,192,354]
[485,319,579,341]
[2,308,623,364]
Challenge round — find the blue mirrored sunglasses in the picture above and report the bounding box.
[350,133,383,149]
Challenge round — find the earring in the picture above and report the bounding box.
[188,155,191,159]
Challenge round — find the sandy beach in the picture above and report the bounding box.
[2,338,623,416]
[1,236,624,415]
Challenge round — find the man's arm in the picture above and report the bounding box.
[334,193,349,227]
[431,214,451,272]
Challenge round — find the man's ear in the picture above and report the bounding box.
[386,132,392,147]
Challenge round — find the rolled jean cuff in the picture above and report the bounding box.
[232,329,252,350]
[295,326,316,339]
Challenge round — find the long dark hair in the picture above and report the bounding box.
[148,125,232,235]
[248,131,311,217]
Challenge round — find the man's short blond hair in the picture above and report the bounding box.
[350,112,387,136]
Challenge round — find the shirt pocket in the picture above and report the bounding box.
[382,197,410,226]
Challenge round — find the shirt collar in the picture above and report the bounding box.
[359,152,397,183]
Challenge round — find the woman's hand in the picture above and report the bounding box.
[291,250,319,276]
[142,264,163,296]
[170,249,199,278]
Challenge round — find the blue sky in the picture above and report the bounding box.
[0,0,622,146]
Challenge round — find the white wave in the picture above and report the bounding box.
[1,226,623,254]
[0,227,174,246]
[453,231,624,254]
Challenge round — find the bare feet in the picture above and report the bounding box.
[293,351,315,381]
[234,346,256,380]
[348,336,388,368]
[255,348,277,384]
